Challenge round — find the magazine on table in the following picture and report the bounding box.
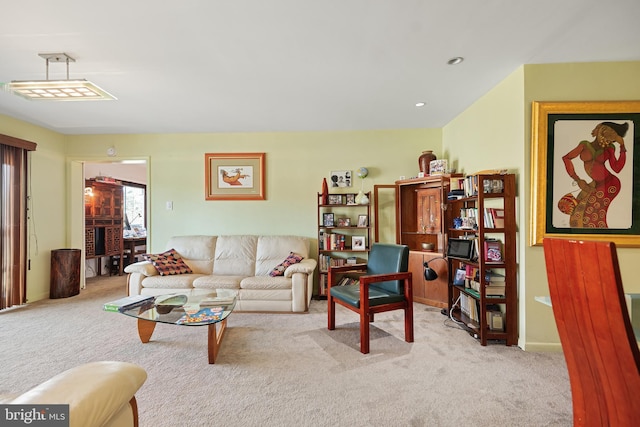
[176,307,225,324]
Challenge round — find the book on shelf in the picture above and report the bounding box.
[483,208,495,228]
[484,239,502,262]
[485,284,506,296]
[489,208,505,228]
[484,270,505,283]
[103,294,154,312]
[447,189,465,200]
[336,276,359,286]
[487,310,504,331]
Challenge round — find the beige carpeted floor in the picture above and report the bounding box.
[0,275,572,426]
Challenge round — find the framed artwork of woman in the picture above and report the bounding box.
[530,101,640,247]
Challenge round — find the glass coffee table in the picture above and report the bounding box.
[118,291,236,364]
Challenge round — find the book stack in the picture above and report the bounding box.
[447,189,465,200]
[485,270,506,296]
[103,294,154,313]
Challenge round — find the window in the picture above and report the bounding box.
[122,182,146,237]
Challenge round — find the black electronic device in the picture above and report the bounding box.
[446,238,476,260]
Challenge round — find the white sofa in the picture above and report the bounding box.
[124,235,317,312]
[0,361,147,427]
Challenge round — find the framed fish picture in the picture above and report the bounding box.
[205,153,265,200]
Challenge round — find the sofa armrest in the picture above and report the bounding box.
[284,258,317,277]
[11,361,147,427]
[124,260,158,276]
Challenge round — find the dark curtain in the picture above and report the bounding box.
[1,134,36,310]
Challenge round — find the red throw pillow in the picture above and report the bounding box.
[143,248,193,276]
[269,252,303,277]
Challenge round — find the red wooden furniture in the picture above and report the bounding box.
[543,238,640,426]
[327,243,413,354]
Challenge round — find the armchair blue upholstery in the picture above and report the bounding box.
[327,243,413,354]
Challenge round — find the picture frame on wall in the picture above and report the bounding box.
[330,170,352,187]
[205,152,265,201]
[530,100,640,247]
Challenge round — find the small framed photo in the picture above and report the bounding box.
[357,215,368,227]
[352,236,366,250]
[323,213,335,227]
[328,194,343,205]
[345,193,357,205]
[453,268,466,286]
[337,218,351,227]
[429,159,448,175]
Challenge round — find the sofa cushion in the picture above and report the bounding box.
[212,235,258,276]
[269,252,303,277]
[141,273,205,289]
[255,236,310,276]
[166,235,217,274]
[192,275,245,290]
[143,249,193,276]
[240,276,292,290]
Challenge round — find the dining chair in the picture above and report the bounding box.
[543,237,640,426]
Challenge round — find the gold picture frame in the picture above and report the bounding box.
[530,101,640,246]
[205,153,265,200]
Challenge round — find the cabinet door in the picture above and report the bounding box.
[416,187,441,233]
[85,228,95,257]
[408,251,448,308]
[408,251,426,301]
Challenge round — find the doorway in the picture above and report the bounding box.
[76,159,149,281]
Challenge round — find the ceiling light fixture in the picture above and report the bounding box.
[415,102,426,107]
[8,53,116,101]
[447,57,464,65]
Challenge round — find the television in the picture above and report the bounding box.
[446,238,476,260]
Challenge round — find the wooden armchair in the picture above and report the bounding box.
[543,238,640,426]
[327,243,413,354]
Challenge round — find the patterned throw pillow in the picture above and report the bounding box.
[269,252,303,277]
[143,248,193,276]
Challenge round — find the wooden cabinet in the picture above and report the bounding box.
[395,175,461,307]
[316,192,371,297]
[446,173,517,346]
[85,179,124,274]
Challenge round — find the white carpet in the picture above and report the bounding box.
[0,276,572,426]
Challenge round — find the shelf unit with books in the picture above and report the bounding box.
[316,192,371,298]
[446,173,517,346]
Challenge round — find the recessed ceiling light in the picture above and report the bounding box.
[415,102,426,107]
[447,57,464,65]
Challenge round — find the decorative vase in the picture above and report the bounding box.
[418,150,437,175]
[321,178,329,205]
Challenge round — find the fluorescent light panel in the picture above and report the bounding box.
[9,79,116,101]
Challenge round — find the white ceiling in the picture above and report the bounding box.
[1,0,639,135]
